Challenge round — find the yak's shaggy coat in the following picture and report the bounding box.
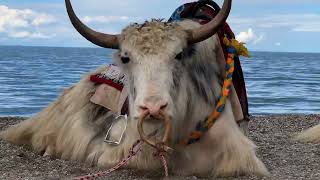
[0,20,268,177]
[296,124,320,143]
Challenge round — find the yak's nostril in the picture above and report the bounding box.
[139,106,148,110]
[139,101,168,116]
[160,103,168,110]
[139,106,149,114]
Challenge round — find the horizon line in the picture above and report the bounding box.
[0,45,319,54]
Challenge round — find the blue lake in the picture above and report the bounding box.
[0,46,319,116]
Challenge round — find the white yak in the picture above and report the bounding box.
[0,0,269,177]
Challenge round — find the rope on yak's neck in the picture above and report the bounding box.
[74,131,169,179]
[75,139,144,180]
[180,36,250,146]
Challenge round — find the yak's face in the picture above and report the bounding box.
[114,21,191,124]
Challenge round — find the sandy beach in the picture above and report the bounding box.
[0,115,319,180]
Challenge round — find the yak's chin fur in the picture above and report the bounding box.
[0,20,268,178]
[0,65,268,177]
[295,124,320,143]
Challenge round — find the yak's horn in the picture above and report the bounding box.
[65,0,119,49]
[188,0,232,44]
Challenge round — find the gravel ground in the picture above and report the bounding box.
[0,115,320,180]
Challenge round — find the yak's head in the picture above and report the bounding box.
[66,0,232,148]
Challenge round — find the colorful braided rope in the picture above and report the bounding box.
[180,43,238,146]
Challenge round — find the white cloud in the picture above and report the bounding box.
[292,22,320,32]
[236,28,264,44]
[8,31,56,39]
[230,14,320,32]
[0,6,30,31]
[275,42,281,46]
[30,32,56,39]
[0,5,56,37]
[32,14,56,26]
[8,31,30,38]
[82,15,129,24]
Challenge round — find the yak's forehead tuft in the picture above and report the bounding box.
[120,19,188,54]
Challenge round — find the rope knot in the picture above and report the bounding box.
[223,34,250,57]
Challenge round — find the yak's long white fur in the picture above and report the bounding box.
[296,124,320,143]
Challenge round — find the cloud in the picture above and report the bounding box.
[291,22,320,32]
[0,6,30,31]
[32,14,56,26]
[82,16,130,24]
[8,31,30,38]
[8,31,56,39]
[275,42,281,46]
[0,5,56,38]
[231,0,320,6]
[236,28,264,44]
[230,14,320,32]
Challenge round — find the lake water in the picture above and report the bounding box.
[0,46,319,116]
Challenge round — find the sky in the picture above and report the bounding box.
[0,0,320,53]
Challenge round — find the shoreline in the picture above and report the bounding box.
[1,114,320,179]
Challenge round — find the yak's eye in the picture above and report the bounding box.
[121,57,130,64]
[175,52,183,60]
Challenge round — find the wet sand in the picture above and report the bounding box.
[0,115,320,180]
